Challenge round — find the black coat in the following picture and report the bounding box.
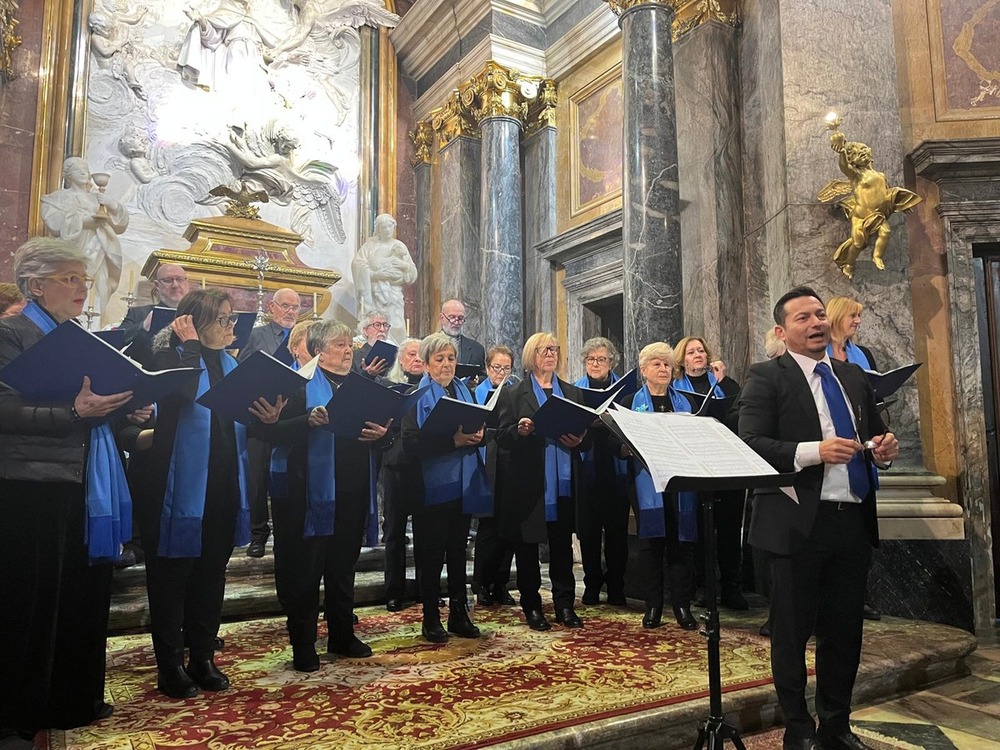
[494,377,592,543]
[738,353,884,556]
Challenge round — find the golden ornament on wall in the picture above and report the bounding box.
[1,0,21,83]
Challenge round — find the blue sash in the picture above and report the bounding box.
[576,373,628,489]
[676,370,725,399]
[21,301,133,563]
[530,374,573,522]
[415,374,492,516]
[828,341,871,369]
[159,350,249,557]
[631,385,697,542]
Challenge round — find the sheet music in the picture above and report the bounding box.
[605,408,778,493]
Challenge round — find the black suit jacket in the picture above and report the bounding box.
[738,353,884,556]
[238,321,288,362]
[450,334,485,370]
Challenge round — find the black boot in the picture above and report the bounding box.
[447,600,481,638]
[157,665,199,699]
[422,603,448,643]
[491,584,516,605]
[186,658,230,691]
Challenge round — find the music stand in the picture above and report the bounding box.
[666,473,797,750]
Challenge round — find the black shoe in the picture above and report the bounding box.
[94,702,114,720]
[157,666,200,699]
[862,604,882,621]
[491,585,516,605]
[580,588,600,605]
[114,548,137,569]
[672,605,698,630]
[816,730,874,750]
[328,634,373,658]
[555,607,583,628]
[186,659,230,691]
[386,598,405,612]
[524,609,551,631]
[759,618,771,638]
[476,589,496,607]
[292,645,320,673]
[606,592,628,607]
[642,606,663,629]
[421,619,449,643]
[720,586,749,610]
[214,636,225,651]
[246,538,266,558]
[447,602,481,638]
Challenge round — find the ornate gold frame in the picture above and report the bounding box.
[926,0,1000,122]
[568,63,624,218]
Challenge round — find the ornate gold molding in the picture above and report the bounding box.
[603,0,739,41]
[525,78,558,138]
[431,89,479,147]
[409,120,435,166]
[467,60,528,123]
[0,0,21,82]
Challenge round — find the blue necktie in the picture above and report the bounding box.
[814,361,871,500]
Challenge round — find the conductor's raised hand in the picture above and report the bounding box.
[819,436,862,465]
[250,395,286,424]
[74,376,133,419]
[360,418,392,442]
[559,431,585,449]
[308,405,329,427]
[453,424,485,448]
[171,314,199,343]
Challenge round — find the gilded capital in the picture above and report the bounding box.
[409,120,435,166]
[466,61,528,124]
[431,90,479,147]
[525,78,558,137]
[603,0,739,41]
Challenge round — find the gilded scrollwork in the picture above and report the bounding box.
[1,0,21,83]
[525,78,558,137]
[409,120,434,166]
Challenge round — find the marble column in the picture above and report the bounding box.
[523,125,557,334]
[436,135,483,339]
[617,1,684,363]
[479,116,524,355]
[413,160,432,335]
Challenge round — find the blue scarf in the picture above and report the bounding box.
[530,374,573,522]
[302,371,379,542]
[676,370,725,398]
[828,341,871,369]
[575,373,628,489]
[416,374,492,516]
[630,385,697,542]
[21,302,132,564]
[159,349,249,557]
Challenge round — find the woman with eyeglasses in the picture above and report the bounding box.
[574,337,630,607]
[472,344,517,607]
[495,333,591,631]
[140,289,284,699]
[0,238,138,745]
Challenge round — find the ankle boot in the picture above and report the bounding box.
[421,603,448,643]
[447,599,481,638]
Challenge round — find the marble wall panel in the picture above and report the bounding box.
[545,0,606,46]
[492,12,546,49]
[523,127,557,333]
[437,136,483,338]
[414,163,432,336]
[396,71,419,335]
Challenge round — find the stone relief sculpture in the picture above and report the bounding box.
[351,214,416,343]
[117,127,160,184]
[89,6,148,100]
[41,157,130,316]
[818,113,922,280]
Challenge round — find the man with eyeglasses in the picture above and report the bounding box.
[118,264,190,366]
[352,309,393,377]
[240,288,303,558]
[438,299,485,380]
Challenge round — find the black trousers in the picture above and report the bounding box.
[515,503,576,612]
[246,437,272,540]
[473,515,514,593]
[382,467,413,600]
[640,499,695,609]
[696,490,746,590]
[0,480,112,733]
[140,485,238,669]
[271,487,368,648]
[768,504,872,744]
[578,485,630,597]
[412,505,471,605]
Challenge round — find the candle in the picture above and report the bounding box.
[406,318,411,337]
[129,269,135,290]
[201,277,206,290]
[313,291,318,312]
[88,285,94,308]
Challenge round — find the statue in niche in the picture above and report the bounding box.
[88,6,148,100]
[352,213,416,342]
[818,114,922,280]
[215,118,348,245]
[41,157,130,316]
[178,0,278,93]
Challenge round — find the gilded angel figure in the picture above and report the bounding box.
[817,115,921,280]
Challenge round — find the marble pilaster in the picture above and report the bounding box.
[523,125,558,334]
[413,161,432,336]
[479,116,524,355]
[674,19,747,373]
[619,2,684,363]
[436,135,483,339]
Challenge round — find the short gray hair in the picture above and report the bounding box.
[386,337,422,384]
[359,308,389,333]
[13,237,89,297]
[419,331,456,364]
[308,320,353,356]
[581,336,619,369]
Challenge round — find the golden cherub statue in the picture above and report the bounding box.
[817,113,921,280]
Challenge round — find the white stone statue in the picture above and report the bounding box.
[88,6,148,100]
[352,214,416,343]
[41,157,130,317]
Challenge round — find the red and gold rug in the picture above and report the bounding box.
[44,602,795,750]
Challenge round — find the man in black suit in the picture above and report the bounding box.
[118,263,190,367]
[739,287,899,750]
[240,288,302,558]
[438,299,485,379]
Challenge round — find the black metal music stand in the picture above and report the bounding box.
[666,474,797,750]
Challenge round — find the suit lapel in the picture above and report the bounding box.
[778,353,824,439]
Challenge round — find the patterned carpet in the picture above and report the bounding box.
[42,600,797,750]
